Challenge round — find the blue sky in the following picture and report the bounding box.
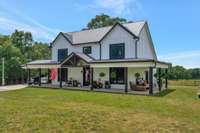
[0,0,200,68]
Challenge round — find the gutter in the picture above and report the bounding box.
[135,37,139,58]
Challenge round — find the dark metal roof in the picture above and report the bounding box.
[51,21,145,45]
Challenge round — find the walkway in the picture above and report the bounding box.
[0,84,27,92]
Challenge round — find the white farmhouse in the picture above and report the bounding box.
[24,21,171,95]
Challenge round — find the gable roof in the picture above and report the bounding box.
[51,21,145,45]
[60,52,94,65]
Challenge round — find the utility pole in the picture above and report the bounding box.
[2,58,5,86]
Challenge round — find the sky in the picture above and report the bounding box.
[0,0,200,68]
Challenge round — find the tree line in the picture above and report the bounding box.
[0,30,51,85]
[168,66,200,80]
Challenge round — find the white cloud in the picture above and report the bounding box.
[95,0,132,15]
[76,0,143,16]
[0,17,56,41]
[159,50,200,68]
[0,3,60,42]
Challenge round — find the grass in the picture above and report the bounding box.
[0,86,200,133]
[169,79,200,86]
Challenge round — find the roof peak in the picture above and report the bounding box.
[66,20,146,34]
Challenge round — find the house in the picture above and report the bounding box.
[23,21,171,94]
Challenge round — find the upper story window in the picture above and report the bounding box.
[58,48,68,62]
[109,43,125,59]
[83,46,92,54]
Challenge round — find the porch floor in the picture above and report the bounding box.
[30,84,153,95]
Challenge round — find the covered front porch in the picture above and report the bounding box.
[23,53,171,95]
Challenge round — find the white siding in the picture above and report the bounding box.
[68,67,83,84]
[101,25,136,59]
[52,25,156,61]
[137,27,155,59]
[93,68,109,82]
[73,43,100,59]
[128,67,148,89]
[52,34,100,61]
[52,35,76,61]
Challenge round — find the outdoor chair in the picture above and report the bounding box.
[129,81,149,91]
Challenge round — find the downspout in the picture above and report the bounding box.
[135,37,139,58]
[99,42,102,60]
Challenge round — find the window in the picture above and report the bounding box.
[58,49,68,62]
[83,46,92,54]
[110,68,125,84]
[110,44,125,59]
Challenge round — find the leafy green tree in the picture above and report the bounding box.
[0,40,25,84]
[87,14,127,29]
[0,30,51,85]
[10,30,33,55]
[168,66,192,80]
[188,68,200,79]
[29,42,51,61]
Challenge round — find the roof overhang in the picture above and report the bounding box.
[90,60,171,68]
[22,64,60,69]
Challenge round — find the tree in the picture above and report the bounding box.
[87,14,127,29]
[10,30,33,55]
[0,30,51,85]
[168,66,192,80]
[188,68,200,79]
[29,42,51,61]
[0,40,25,84]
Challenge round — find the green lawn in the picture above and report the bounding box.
[0,86,200,133]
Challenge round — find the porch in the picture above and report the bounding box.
[23,52,171,95]
[30,83,150,95]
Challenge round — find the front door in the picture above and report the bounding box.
[83,67,90,86]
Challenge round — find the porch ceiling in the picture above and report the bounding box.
[90,60,171,68]
[22,64,60,69]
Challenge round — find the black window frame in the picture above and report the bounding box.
[109,67,125,84]
[83,46,92,54]
[109,43,125,59]
[58,48,68,62]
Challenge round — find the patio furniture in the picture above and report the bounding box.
[73,80,78,87]
[105,81,111,89]
[92,81,103,88]
[92,81,98,88]
[66,80,73,87]
[129,81,149,91]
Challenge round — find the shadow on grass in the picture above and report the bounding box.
[29,86,176,97]
[152,89,175,97]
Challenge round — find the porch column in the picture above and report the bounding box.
[158,68,161,92]
[28,69,31,85]
[47,69,50,83]
[165,69,168,89]
[124,67,128,93]
[149,67,153,94]
[38,68,41,86]
[59,68,62,88]
[90,67,93,91]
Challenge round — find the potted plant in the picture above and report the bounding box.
[105,81,111,89]
[99,72,105,79]
[134,72,140,84]
[98,72,105,88]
